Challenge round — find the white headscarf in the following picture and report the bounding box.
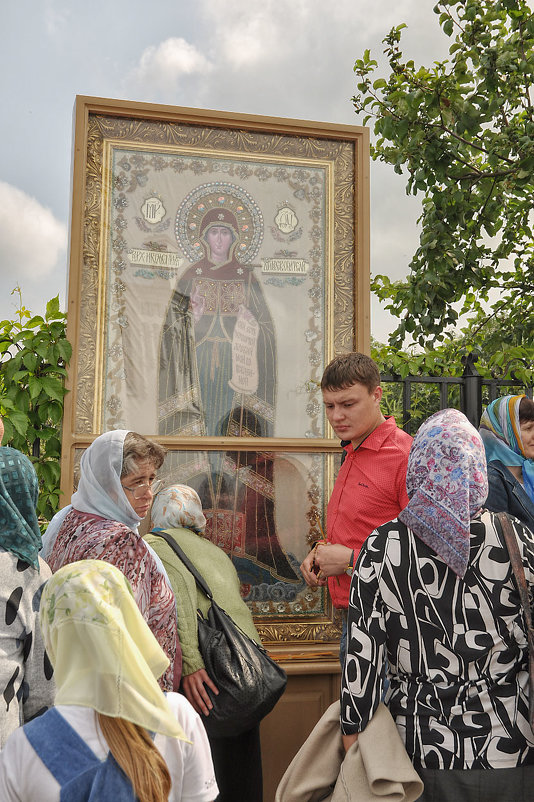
[40,559,188,740]
[41,430,140,559]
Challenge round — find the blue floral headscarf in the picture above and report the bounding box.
[479,395,534,503]
[399,409,488,578]
[0,447,42,568]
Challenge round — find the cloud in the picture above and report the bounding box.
[130,37,213,93]
[44,0,70,36]
[211,6,280,68]
[0,182,67,282]
[197,0,445,72]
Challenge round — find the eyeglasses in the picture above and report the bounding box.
[122,479,163,499]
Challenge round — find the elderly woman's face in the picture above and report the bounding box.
[521,419,534,459]
[121,459,159,518]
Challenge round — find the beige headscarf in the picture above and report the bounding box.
[151,484,207,533]
[39,559,187,740]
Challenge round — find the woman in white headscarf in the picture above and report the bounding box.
[0,560,217,801]
[341,409,534,802]
[42,430,180,690]
[146,484,264,802]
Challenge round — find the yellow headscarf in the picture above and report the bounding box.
[39,560,187,740]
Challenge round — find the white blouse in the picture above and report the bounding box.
[0,694,218,801]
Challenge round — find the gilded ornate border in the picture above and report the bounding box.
[77,112,357,429]
[63,97,369,656]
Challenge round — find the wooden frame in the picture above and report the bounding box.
[61,95,370,659]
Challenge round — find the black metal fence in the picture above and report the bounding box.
[380,352,533,436]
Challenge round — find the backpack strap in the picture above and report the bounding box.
[495,510,534,735]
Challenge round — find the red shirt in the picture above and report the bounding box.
[327,416,412,609]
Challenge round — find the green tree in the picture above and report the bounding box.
[353,0,534,354]
[0,289,72,523]
[372,311,533,433]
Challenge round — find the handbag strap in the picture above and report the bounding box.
[495,512,534,639]
[149,530,214,601]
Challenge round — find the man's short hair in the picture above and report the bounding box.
[321,353,381,393]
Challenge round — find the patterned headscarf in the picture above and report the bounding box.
[479,395,534,503]
[40,560,188,740]
[0,447,42,568]
[399,409,488,578]
[151,484,207,533]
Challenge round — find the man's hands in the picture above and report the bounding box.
[300,545,328,587]
[300,543,354,586]
[182,669,219,716]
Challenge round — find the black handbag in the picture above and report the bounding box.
[149,530,287,738]
[495,511,534,735]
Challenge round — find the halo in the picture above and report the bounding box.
[175,182,263,264]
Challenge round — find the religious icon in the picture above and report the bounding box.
[159,185,300,583]
[63,98,368,644]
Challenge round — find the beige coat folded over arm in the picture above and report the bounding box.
[275,701,423,802]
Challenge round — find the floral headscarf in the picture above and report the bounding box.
[398,409,488,578]
[40,560,188,740]
[0,447,42,568]
[479,395,534,503]
[151,484,207,533]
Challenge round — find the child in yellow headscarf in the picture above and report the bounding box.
[0,560,218,802]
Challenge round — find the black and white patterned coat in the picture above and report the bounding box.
[341,510,534,769]
[0,550,55,747]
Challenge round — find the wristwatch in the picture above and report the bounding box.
[345,550,355,576]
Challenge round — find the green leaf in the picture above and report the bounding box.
[57,339,72,363]
[28,376,42,400]
[5,409,29,436]
[39,375,65,402]
[25,316,45,328]
[22,351,38,372]
[45,295,61,319]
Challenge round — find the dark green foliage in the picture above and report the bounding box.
[372,312,532,433]
[0,290,72,525]
[354,0,534,357]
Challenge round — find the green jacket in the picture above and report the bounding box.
[144,527,260,677]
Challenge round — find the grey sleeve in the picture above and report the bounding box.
[21,564,55,724]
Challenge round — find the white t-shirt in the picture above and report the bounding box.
[0,694,218,801]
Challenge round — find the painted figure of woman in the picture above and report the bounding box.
[159,203,298,582]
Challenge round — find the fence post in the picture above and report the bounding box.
[462,353,483,427]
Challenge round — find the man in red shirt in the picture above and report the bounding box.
[300,353,412,660]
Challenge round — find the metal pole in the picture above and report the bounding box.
[462,353,483,427]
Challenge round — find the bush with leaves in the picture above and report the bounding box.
[372,311,533,434]
[353,0,534,352]
[0,291,72,524]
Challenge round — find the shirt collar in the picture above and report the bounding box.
[343,416,398,454]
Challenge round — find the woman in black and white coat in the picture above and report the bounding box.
[341,409,534,802]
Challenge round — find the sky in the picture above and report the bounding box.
[0,0,451,343]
